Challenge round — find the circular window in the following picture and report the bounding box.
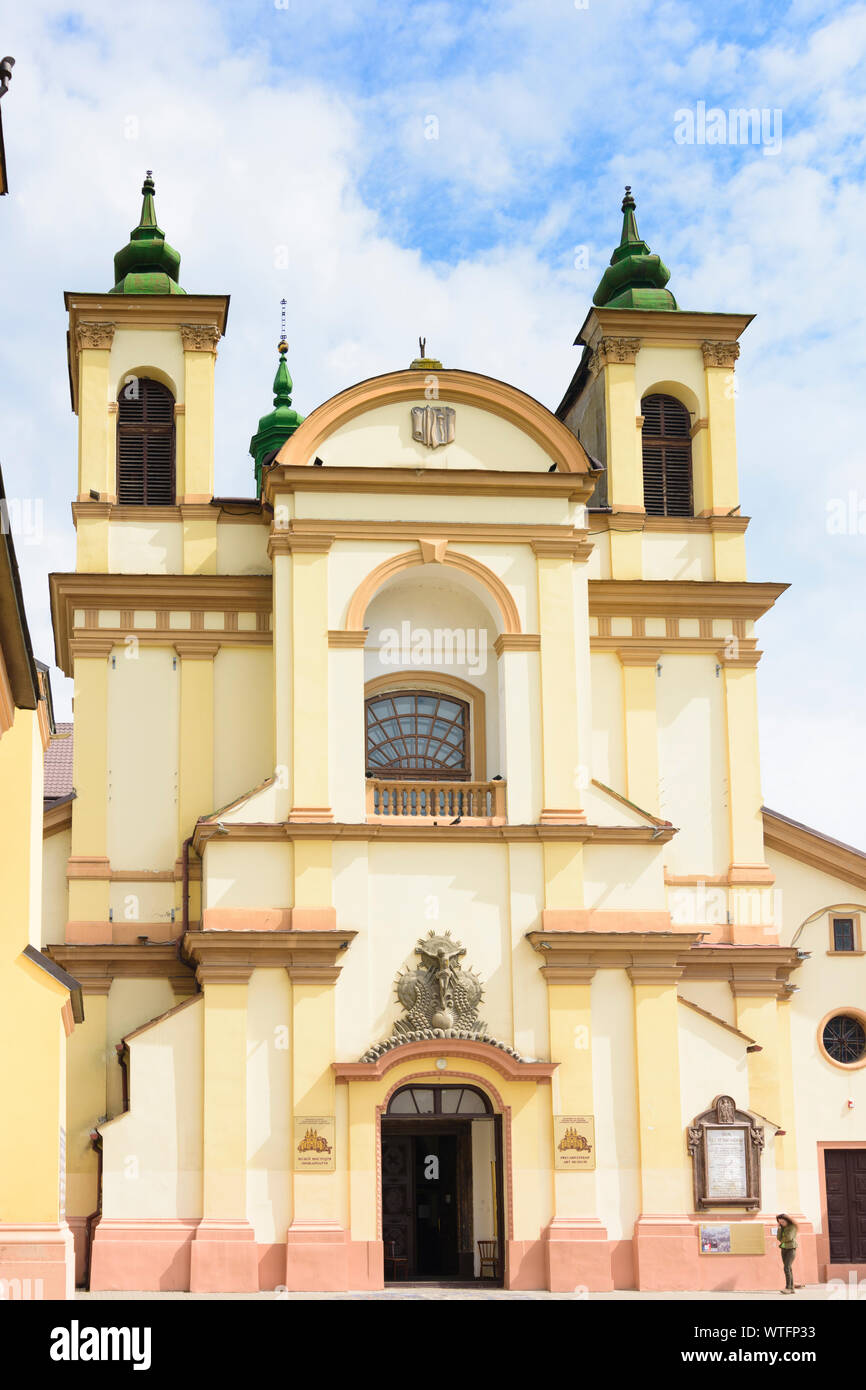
[820,1011,866,1067]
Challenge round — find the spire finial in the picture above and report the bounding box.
[249,308,305,496]
[591,184,678,311]
[110,170,185,295]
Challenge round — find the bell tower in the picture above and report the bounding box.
[65,172,229,574]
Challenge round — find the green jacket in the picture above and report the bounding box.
[777,1223,798,1250]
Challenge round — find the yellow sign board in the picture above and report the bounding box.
[294,1116,336,1172]
[554,1115,595,1170]
[699,1222,766,1255]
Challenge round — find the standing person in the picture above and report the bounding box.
[776,1213,798,1293]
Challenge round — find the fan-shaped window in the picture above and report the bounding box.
[641,392,693,517]
[116,377,176,505]
[365,691,470,779]
[387,1085,491,1115]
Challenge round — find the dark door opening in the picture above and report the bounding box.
[381,1084,503,1283]
[825,1148,866,1263]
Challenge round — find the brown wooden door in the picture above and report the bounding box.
[382,1135,414,1273]
[825,1149,866,1262]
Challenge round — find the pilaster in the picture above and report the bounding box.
[617,648,660,815]
[533,543,584,824]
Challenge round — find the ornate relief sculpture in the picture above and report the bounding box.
[359,930,522,1061]
[411,403,456,448]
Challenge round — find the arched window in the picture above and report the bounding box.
[387,1085,491,1115]
[116,377,176,505]
[365,690,470,779]
[641,392,693,517]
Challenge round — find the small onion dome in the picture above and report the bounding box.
[249,340,305,498]
[110,171,185,295]
[592,186,677,311]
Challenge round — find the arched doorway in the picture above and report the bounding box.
[381,1084,504,1283]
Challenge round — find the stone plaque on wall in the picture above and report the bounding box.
[688,1096,763,1210]
[294,1116,336,1172]
[554,1115,596,1170]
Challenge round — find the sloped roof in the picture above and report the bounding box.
[44,722,74,806]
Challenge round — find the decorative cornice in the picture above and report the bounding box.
[45,943,196,994]
[181,929,356,985]
[762,808,866,893]
[174,641,220,660]
[493,633,541,655]
[266,465,594,505]
[578,308,754,352]
[588,512,749,536]
[267,530,334,557]
[527,933,803,987]
[76,322,116,350]
[531,536,593,560]
[588,579,788,620]
[327,629,368,648]
[701,341,741,369]
[179,324,221,353]
[333,1037,557,1084]
[616,647,662,668]
[191,818,677,856]
[50,573,272,676]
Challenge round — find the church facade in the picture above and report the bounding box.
[21,176,866,1294]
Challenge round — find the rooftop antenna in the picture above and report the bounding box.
[419,335,426,358]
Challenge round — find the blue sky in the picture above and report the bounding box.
[2,0,866,841]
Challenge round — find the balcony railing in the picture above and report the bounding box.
[366,778,506,825]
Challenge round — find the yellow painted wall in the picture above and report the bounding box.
[217,522,270,575]
[106,978,177,1116]
[108,521,183,574]
[246,968,292,1242]
[41,827,71,948]
[317,400,556,472]
[203,839,292,910]
[213,647,274,810]
[0,709,44,946]
[590,652,626,794]
[642,532,714,581]
[100,997,203,1219]
[107,647,179,869]
[590,970,640,1240]
[656,655,729,876]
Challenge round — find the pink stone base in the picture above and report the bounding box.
[634,1215,818,1291]
[505,1238,546,1290]
[189,1220,258,1293]
[544,1218,614,1292]
[90,1218,199,1291]
[283,1222,347,1292]
[0,1222,75,1299]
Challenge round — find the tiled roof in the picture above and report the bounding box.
[44,722,74,805]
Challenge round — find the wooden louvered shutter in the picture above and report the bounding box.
[117,378,176,505]
[641,393,693,517]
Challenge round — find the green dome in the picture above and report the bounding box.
[593,187,677,311]
[110,171,185,295]
[250,339,304,497]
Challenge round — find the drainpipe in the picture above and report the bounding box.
[181,832,194,935]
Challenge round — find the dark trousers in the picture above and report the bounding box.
[781,1246,796,1290]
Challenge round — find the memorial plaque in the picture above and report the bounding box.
[688,1095,763,1210]
[554,1115,595,1170]
[294,1116,336,1172]
[705,1126,748,1200]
